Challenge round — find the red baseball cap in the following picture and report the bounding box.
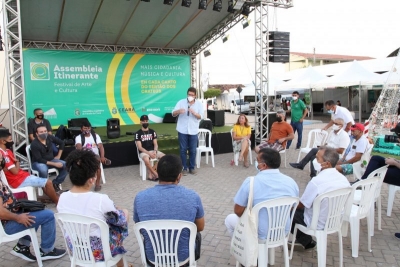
[350,123,365,132]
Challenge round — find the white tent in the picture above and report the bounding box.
[275,66,326,93]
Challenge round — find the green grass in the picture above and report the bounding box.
[371,151,400,160]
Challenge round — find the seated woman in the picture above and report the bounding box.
[232,114,251,168]
[361,155,400,186]
[57,149,130,267]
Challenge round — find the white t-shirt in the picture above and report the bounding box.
[326,129,350,150]
[332,106,355,128]
[345,135,368,161]
[301,168,350,229]
[57,191,117,237]
[75,133,102,155]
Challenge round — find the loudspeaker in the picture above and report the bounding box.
[163,113,177,123]
[107,118,120,139]
[258,112,278,135]
[207,110,225,126]
[199,119,213,132]
[68,117,90,128]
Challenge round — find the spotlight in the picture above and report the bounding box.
[198,0,207,10]
[164,0,173,4]
[213,0,222,12]
[242,18,250,29]
[182,0,191,7]
[204,50,211,57]
[241,4,251,17]
[222,34,229,43]
[227,0,234,13]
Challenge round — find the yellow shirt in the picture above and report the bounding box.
[233,124,251,138]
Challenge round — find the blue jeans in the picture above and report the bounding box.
[4,209,56,253]
[178,132,198,171]
[287,121,303,149]
[32,159,67,185]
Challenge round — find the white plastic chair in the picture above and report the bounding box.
[134,220,197,267]
[251,197,299,267]
[342,176,379,258]
[99,163,106,184]
[297,129,328,162]
[387,184,400,216]
[0,170,37,200]
[279,147,287,168]
[0,219,43,266]
[290,188,352,267]
[55,213,128,267]
[352,143,374,181]
[230,129,252,166]
[136,141,157,181]
[353,165,388,236]
[196,129,215,168]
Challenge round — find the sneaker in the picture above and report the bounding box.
[182,169,188,176]
[289,162,304,170]
[40,247,66,261]
[10,244,36,262]
[304,240,317,250]
[394,233,400,240]
[295,147,301,150]
[53,183,61,193]
[189,169,197,175]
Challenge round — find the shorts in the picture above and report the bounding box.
[139,151,165,160]
[18,175,47,188]
[341,164,354,175]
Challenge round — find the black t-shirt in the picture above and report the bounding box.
[135,129,157,151]
[28,118,52,137]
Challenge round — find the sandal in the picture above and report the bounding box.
[94,185,102,192]
[244,161,249,168]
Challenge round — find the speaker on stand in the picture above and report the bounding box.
[107,118,120,139]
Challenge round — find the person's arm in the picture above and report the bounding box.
[75,135,82,150]
[172,101,185,117]
[323,120,334,131]
[0,205,36,227]
[46,121,53,135]
[30,142,48,165]
[341,152,363,164]
[28,134,35,142]
[194,217,205,232]
[299,104,308,122]
[136,141,150,156]
[344,121,353,132]
[296,202,305,209]
[188,107,201,120]
[234,204,246,217]
[98,143,106,163]
[336,147,345,155]
[385,158,400,169]
[52,136,64,159]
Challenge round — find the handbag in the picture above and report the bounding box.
[14,200,46,212]
[230,176,258,267]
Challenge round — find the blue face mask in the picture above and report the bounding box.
[254,160,260,172]
[327,109,334,114]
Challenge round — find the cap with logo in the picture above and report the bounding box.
[140,115,149,121]
[350,123,365,132]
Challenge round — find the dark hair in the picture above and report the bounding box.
[157,154,182,182]
[81,121,92,128]
[65,149,99,186]
[235,114,250,127]
[187,87,197,95]
[292,91,299,95]
[319,146,339,167]
[36,125,47,133]
[259,148,280,169]
[325,100,335,106]
[33,108,42,114]
[0,129,11,139]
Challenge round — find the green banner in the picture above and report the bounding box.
[23,49,191,127]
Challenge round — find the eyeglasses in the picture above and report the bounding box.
[188,94,196,97]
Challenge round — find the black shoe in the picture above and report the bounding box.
[40,247,66,261]
[304,240,317,250]
[289,163,304,170]
[10,244,36,262]
[53,183,61,193]
[310,172,317,179]
[295,147,301,150]
[395,233,400,240]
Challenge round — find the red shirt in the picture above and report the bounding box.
[0,148,29,188]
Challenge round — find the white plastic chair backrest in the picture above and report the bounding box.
[253,197,299,245]
[309,187,352,232]
[361,165,388,200]
[25,145,34,169]
[198,129,211,148]
[360,143,374,164]
[349,177,379,218]
[133,220,197,267]
[54,213,113,264]
[0,170,11,188]
[306,129,328,149]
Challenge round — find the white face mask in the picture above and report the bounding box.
[332,124,341,131]
[254,160,263,172]
[312,158,322,172]
[292,96,298,101]
[187,96,194,102]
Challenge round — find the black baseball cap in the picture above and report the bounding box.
[140,115,149,121]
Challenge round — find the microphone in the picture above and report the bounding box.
[187,105,190,116]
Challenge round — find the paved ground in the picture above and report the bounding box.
[1,115,400,266]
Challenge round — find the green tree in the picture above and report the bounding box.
[204,88,221,99]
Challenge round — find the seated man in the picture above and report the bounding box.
[27,108,58,155]
[31,125,67,192]
[75,121,110,192]
[290,146,350,250]
[135,115,165,181]
[134,154,204,266]
[0,130,59,204]
[225,148,299,239]
[289,118,350,178]
[255,109,294,153]
[336,123,369,176]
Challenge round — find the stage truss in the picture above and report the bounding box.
[3,0,293,163]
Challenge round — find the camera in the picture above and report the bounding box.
[384,122,400,143]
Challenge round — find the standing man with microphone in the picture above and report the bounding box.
[172,87,204,175]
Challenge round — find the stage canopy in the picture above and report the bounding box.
[275,66,326,93]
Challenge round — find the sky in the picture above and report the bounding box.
[202,0,400,85]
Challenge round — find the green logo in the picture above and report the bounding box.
[30,62,50,80]
[74,109,80,116]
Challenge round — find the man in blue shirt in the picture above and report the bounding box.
[134,154,205,266]
[172,87,204,175]
[225,148,299,239]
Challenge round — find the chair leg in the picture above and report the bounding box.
[258,243,268,267]
[196,150,200,169]
[338,230,343,267]
[268,247,275,265]
[283,239,290,267]
[234,152,239,166]
[122,255,128,267]
[377,197,382,231]
[368,204,375,237]
[289,226,298,260]
[315,232,327,267]
[100,163,106,184]
[211,152,215,167]
[387,185,396,216]
[297,151,301,163]
[29,229,43,267]
[367,215,373,253]
[349,217,360,258]
[206,152,209,165]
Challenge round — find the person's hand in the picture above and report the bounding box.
[150,152,157,159]
[299,118,304,123]
[321,126,327,131]
[53,162,63,168]
[100,157,107,164]
[188,108,196,115]
[54,155,60,160]
[278,138,286,144]
[385,158,398,166]
[16,213,35,227]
